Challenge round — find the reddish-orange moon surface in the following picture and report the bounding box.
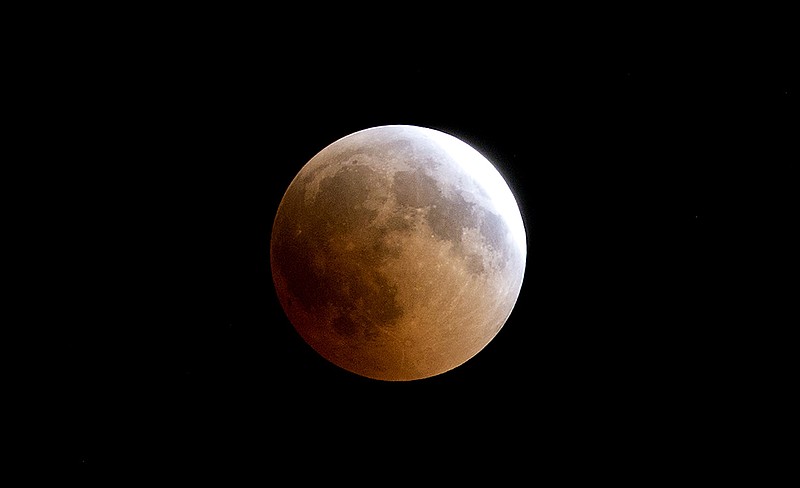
[271,125,526,381]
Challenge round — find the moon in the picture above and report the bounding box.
[271,125,526,381]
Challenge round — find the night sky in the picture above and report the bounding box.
[48,9,794,479]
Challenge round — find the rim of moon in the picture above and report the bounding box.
[271,125,526,381]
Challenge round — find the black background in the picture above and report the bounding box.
[39,7,794,480]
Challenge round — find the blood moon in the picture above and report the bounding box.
[271,125,526,381]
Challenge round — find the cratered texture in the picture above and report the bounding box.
[271,125,526,381]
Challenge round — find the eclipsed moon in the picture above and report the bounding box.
[270,125,526,381]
